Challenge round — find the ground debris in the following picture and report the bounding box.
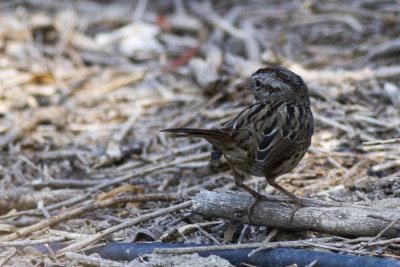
[0,0,399,264]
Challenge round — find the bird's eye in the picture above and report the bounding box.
[255,79,261,87]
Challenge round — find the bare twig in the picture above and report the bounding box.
[154,242,263,254]
[0,193,178,242]
[56,200,192,256]
[366,217,400,245]
[91,152,210,191]
[0,237,67,247]
[363,138,400,146]
[0,248,17,267]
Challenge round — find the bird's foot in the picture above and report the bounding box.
[288,196,309,226]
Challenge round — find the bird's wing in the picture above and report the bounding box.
[207,103,261,160]
[251,104,313,177]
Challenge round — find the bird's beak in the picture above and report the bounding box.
[237,78,251,91]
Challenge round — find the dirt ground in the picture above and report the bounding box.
[0,0,399,266]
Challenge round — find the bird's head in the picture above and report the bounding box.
[248,66,310,105]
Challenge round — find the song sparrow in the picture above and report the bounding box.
[162,66,314,213]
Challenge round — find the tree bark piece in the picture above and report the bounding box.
[192,190,400,237]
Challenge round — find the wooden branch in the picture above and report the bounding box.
[0,188,84,214]
[192,190,400,237]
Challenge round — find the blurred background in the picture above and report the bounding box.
[0,0,399,264]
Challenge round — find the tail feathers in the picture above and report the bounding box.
[162,128,236,159]
[161,128,229,139]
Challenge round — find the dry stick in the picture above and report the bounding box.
[363,138,400,146]
[183,174,228,195]
[0,106,66,148]
[363,38,400,63]
[1,147,207,220]
[318,4,399,23]
[48,229,93,240]
[309,152,365,158]
[0,193,177,242]
[291,64,400,83]
[84,71,146,95]
[94,111,142,168]
[56,200,192,256]
[313,113,375,141]
[0,248,17,267]
[0,188,83,214]
[154,238,338,255]
[0,192,92,220]
[166,93,223,128]
[4,149,91,160]
[372,158,400,172]
[353,114,400,129]
[44,243,57,262]
[192,1,247,40]
[155,242,263,254]
[366,237,400,247]
[300,241,392,258]
[150,141,207,162]
[0,150,208,221]
[160,221,224,242]
[299,14,364,33]
[0,236,66,247]
[255,238,399,260]
[354,217,400,251]
[32,179,100,189]
[91,152,210,191]
[366,216,400,245]
[193,1,259,60]
[248,229,279,256]
[193,190,400,237]
[341,236,371,244]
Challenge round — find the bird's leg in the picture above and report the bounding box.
[265,178,306,206]
[236,181,267,200]
[235,181,262,224]
[266,178,306,225]
[233,171,268,224]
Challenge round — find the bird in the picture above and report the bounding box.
[162,66,314,216]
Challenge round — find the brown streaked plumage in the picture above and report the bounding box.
[162,66,314,214]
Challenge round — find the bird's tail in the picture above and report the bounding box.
[161,128,230,139]
[162,128,233,161]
